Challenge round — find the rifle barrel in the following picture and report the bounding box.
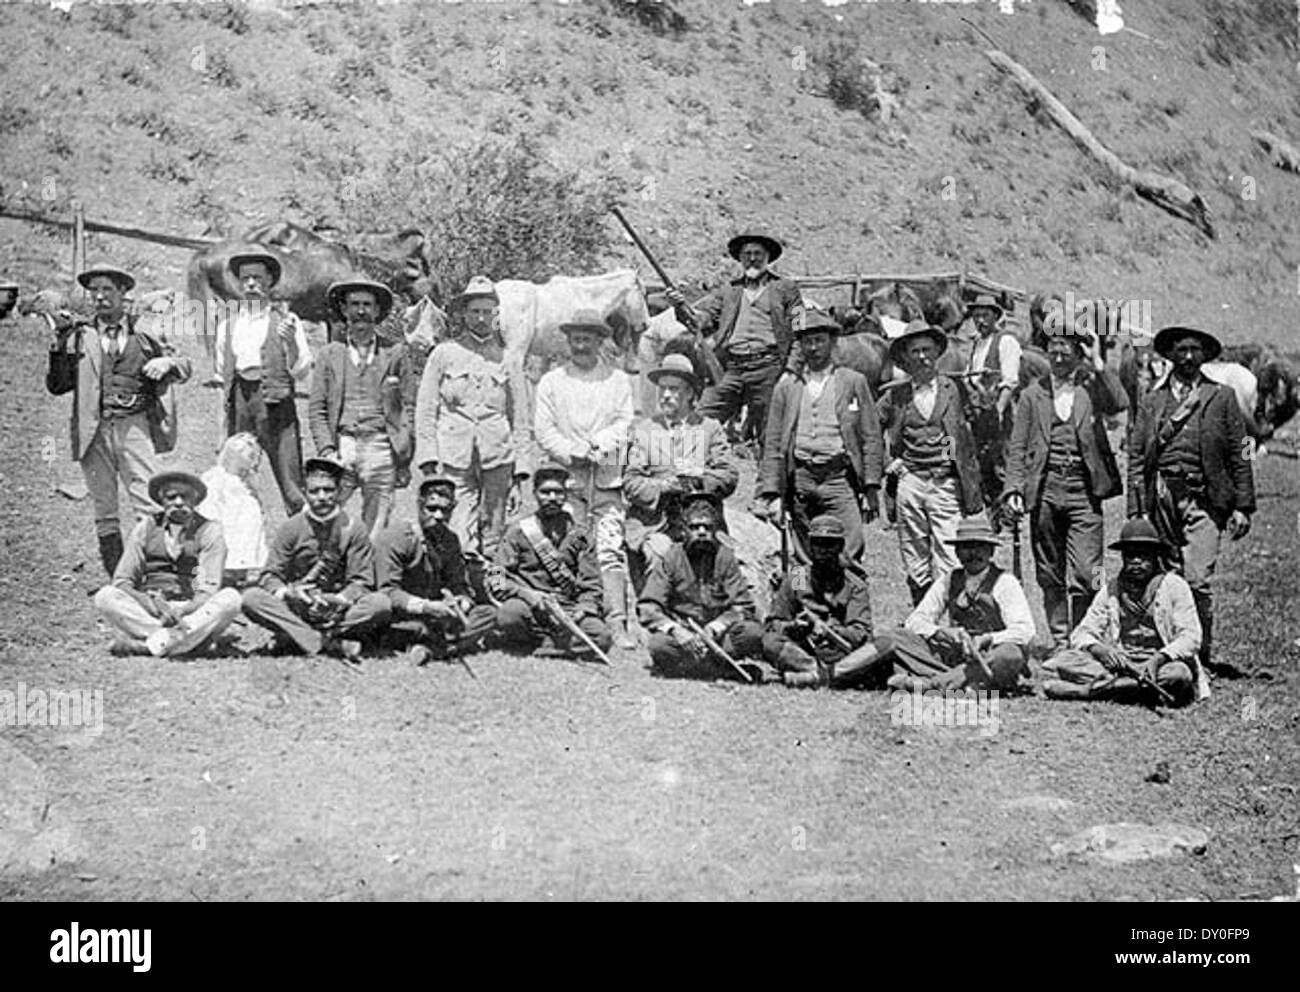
[685,618,754,683]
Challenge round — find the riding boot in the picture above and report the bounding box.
[1041,585,1069,648]
[98,531,124,577]
[602,569,635,650]
[1192,589,1214,698]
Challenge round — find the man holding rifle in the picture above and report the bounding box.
[762,515,873,689]
[638,492,762,681]
[1041,519,1199,706]
[487,465,613,661]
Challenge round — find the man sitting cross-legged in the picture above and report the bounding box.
[241,457,391,662]
[762,514,874,689]
[1041,518,1200,707]
[638,492,763,681]
[830,515,1034,691]
[94,471,242,658]
[374,475,497,666]
[486,465,613,660]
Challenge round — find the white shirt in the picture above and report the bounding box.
[907,567,1036,647]
[969,331,1022,391]
[911,378,938,420]
[534,360,634,489]
[1051,377,1076,421]
[805,365,833,401]
[216,305,314,385]
[231,311,271,374]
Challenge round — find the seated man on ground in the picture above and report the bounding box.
[830,516,1034,691]
[94,471,242,658]
[638,492,763,681]
[374,475,497,666]
[241,457,391,661]
[1041,518,1199,707]
[486,465,612,659]
[762,514,874,689]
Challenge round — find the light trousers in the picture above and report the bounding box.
[95,586,243,656]
[81,412,157,539]
[337,432,396,542]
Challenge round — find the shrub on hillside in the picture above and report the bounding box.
[819,40,902,124]
[344,132,627,294]
[1203,0,1295,66]
[593,0,688,37]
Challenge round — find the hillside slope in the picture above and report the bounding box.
[1,0,1297,341]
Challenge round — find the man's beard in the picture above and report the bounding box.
[686,534,716,554]
[538,503,566,521]
[1120,563,1154,588]
[164,507,192,526]
[743,266,764,281]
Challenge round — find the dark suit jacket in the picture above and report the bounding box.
[1127,377,1256,522]
[308,341,414,470]
[759,365,884,498]
[1005,369,1127,509]
[693,272,804,362]
[878,374,983,516]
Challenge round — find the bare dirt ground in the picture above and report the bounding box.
[2,322,1297,901]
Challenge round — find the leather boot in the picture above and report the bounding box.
[602,569,636,650]
[98,531,124,576]
[1042,586,1068,648]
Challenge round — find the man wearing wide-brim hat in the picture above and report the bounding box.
[214,248,314,516]
[959,292,1021,527]
[93,470,243,658]
[533,310,636,647]
[826,515,1035,691]
[309,277,414,542]
[877,320,984,605]
[414,275,532,565]
[1127,323,1253,699]
[664,230,805,468]
[47,262,193,576]
[1002,317,1127,648]
[1041,519,1200,706]
[624,352,737,590]
[757,309,884,562]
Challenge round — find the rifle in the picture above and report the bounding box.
[683,617,754,683]
[778,496,790,572]
[796,609,853,654]
[1010,516,1023,582]
[436,588,478,680]
[1116,657,1176,706]
[609,205,725,386]
[491,567,613,667]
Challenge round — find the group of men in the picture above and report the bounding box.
[40,230,1257,706]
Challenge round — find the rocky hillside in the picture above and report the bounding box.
[1,0,1297,342]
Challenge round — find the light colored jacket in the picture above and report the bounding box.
[534,361,634,491]
[1070,572,1202,663]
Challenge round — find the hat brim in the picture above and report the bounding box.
[647,367,702,391]
[228,252,283,288]
[727,235,783,263]
[418,476,457,499]
[965,303,1004,319]
[148,472,207,505]
[77,267,135,292]
[304,457,345,480]
[559,322,613,337]
[1153,326,1222,361]
[1109,537,1168,552]
[328,281,395,321]
[889,328,948,363]
[794,320,843,337]
[946,536,1000,547]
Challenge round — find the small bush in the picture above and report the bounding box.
[593,0,688,37]
[821,39,899,122]
[332,56,391,101]
[196,2,250,36]
[206,50,240,89]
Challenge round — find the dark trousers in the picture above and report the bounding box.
[699,352,782,470]
[494,597,612,656]
[876,627,1027,691]
[647,620,763,680]
[382,606,498,657]
[790,459,864,560]
[761,629,858,673]
[242,587,390,655]
[1030,471,1103,645]
[971,407,1008,524]
[228,378,305,516]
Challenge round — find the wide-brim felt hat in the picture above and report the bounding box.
[647,352,701,392]
[304,456,346,481]
[558,310,614,337]
[451,274,499,310]
[1153,325,1222,362]
[945,516,1000,547]
[327,278,395,322]
[1109,518,1169,552]
[727,232,783,263]
[965,293,1004,319]
[228,250,283,288]
[793,310,843,337]
[808,514,846,541]
[888,320,948,364]
[77,264,135,292]
[148,470,207,506]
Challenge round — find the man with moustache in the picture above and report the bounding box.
[93,471,243,657]
[1041,519,1200,706]
[374,475,497,666]
[1127,324,1254,696]
[487,465,613,659]
[960,294,1021,523]
[534,312,636,648]
[763,514,874,689]
[241,457,391,661]
[1003,320,1127,648]
[47,263,192,575]
[757,310,883,561]
[214,250,314,516]
[623,353,736,590]
[638,492,763,680]
[309,279,414,542]
[877,321,983,605]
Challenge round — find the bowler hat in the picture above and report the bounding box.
[727,231,783,263]
[451,274,499,310]
[77,264,135,293]
[419,475,457,501]
[965,293,1004,319]
[808,514,846,542]
[1109,518,1169,553]
[647,353,701,393]
[558,311,613,337]
[945,516,1000,547]
[1153,325,1223,362]
[304,456,345,481]
[148,470,207,506]
[888,320,948,365]
[327,278,395,322]
[228,250,283,289]
[793,310,843,337]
